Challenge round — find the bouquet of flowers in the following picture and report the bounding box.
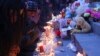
[85,8,100,22]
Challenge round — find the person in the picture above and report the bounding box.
[18,1,41,56]
[0,0,25,56]
[72,16,91,33]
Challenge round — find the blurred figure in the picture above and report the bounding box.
[0,0,25,56]
[18,1,41,56]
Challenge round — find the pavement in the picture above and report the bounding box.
[75,33,100,56]
[54,39,76,56]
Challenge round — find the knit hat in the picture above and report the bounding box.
[25,1,38,11]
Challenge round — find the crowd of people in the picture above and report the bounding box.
[0,0,94,56]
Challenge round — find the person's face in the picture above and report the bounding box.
[27,11,36,17]
[27,9,40,23]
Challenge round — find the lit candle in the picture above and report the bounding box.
[37,43,44,53]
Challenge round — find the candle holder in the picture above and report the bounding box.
[39,45,44,53]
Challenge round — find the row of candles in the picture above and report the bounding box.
[35,21,64,56]
[35,24,56,56]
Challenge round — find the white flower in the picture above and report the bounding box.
[84,13,90,17]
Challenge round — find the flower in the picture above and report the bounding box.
[91,11,100,19]
[86,9,92,14]
[85,8,100,20]
[84,13,90,17]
